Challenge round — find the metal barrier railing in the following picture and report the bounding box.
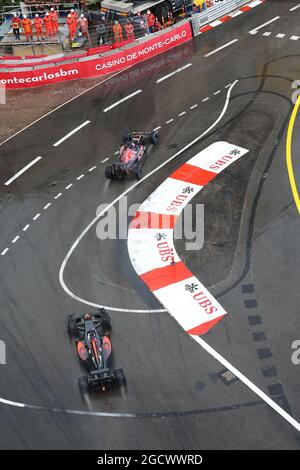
[191,0,252,35]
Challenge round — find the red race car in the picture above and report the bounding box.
[105,130,159,180]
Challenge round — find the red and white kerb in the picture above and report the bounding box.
[128,141,249,335]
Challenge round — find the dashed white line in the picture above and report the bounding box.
[4,156,42,186]
[77,174,85,181]
[12,236,19,244]
[153,126,161,131]
[54,193,62,200]
[101,158,110,163]
[22,224,30,232]
[156,63,192,84]
[103,90,142,112]
[178,111,186,117]
[65,183,73,190]
[213,90,221,95]
[88,166,97,172]
[43,203,51,210]
[263,31,272,36]
[114,151,119,155]
[290,35,300,40]
[225,83,232,88]
[204,39,238,58]
[276,33,286,38]
[290,4,300,11]
[190,104,198,109]
[53,120,91,147]
[166,119,174,124]
[1,248,9,256]
[202,97,210,102]
[249,16,280,34]
[33,213,40,221]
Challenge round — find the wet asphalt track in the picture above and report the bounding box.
[1,0,300,449]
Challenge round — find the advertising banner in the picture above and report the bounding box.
[0,23,192,89]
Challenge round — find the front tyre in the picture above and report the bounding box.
[105,165,113,179]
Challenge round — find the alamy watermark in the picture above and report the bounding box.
[291,340,300,365]
[96,197,205,251]
[0,340,6,365]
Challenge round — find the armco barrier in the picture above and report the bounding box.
[0,21,192,89]
[191,0,265,36]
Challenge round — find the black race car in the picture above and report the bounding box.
[105,130,159,180]
[68,309,125,393]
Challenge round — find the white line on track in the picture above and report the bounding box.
[178,111,186,116]
[88,166,97,172]
[190,104,198,109]
[54,193,62,200]
[1,248,9,256]
[290,4,300,11]
[12,236,19,244]
[4,156,42,186]
[166,118,174,124]
[225,83,232,88]
[276,33,285,38]
[0,69,131,148]
[101,158,109,163]
[202,97,210,102]
[59,80,238,314]
[192,336,300,432]
[65,183,73,190]
[263,31,271,36]
[76,174,85,181]
[290,35,300,40]
[156,63,192,84]
[43,203,51,210]
[153,126,161,131]
[32,213,40,221]
[103,90,142,112]
[204,39,238,58]
[114,151,119,155]
[53,120,90,147]
[213,90,221,95]
[249,16,280,34]
[22,224,30,232]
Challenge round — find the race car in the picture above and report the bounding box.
[105,130,159,180]
[68,309,126,393]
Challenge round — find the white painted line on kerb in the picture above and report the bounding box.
[103,90,142,112]
[53,120,90,147]
[88,166,97,172]
[65,183,73,190]
[33,213,40,221]
[43,203,51,210]
[290,4,300,11]
[12,236,19,244]
[249,16,280,34]
[1,248,9,256]
[4,156,42,186]
[101,158,109,163]
[54,193,62,200]
[22,224,30,232]
[77,174,84,181]
[192,336,300,433]
[156,63,192,84]
[204,39,239,58]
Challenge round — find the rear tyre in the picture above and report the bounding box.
[78,376,89,393]
[114,369,126,387]
[68,315,77,337]
[136,166,142,180]
[101,311,112,330]
[150,131,158,145]
[105,165,113,179]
